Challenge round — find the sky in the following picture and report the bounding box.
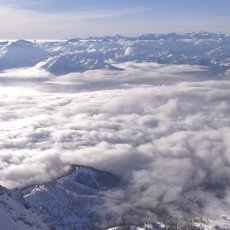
[0,0,229,39]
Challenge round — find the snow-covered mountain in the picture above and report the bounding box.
[0,32,230,75]
[0,166,120,230]
[1,165,230,230]
[0,40,48,70]
[42,54,121,75]
[21,165,120,230]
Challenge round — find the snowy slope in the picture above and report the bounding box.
[0,186,50,230]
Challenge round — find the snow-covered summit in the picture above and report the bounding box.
[0,39,48,70]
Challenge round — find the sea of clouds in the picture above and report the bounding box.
[0,62,230,222]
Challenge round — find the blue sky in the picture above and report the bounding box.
[0,0,229,39]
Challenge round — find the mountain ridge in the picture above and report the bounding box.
[0,32,229,76]
[1,165,230,230]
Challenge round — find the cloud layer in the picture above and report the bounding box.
[0,62,230,222]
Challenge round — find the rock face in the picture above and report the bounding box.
[0,32,230,75]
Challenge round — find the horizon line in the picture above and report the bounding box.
[0,31,230,41]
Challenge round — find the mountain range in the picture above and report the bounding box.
[0,32,229,76]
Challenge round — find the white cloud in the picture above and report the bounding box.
[0,62,230,221]
[0,6,137,39]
